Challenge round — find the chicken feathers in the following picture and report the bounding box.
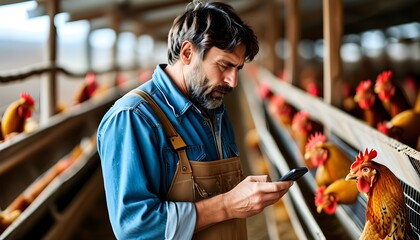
[304,132,352,186]
[315,178,359,214]
[345,149,417,240]
[1,92,35,138]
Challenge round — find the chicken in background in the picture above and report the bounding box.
[0,134,96,234]
[116,72,127,87]
[354,80,391,128]
[345,149,417,240]
[304,81,320,97]
[304,132,352,187]
[374,70,411,117]
[0,150,77,234]
[267,94,297,129]
[341,82,364,119]
[402,75,419,107]
[73,71,99,105]
[299,65,323,98]
[1,92,36,140]
[257,82,273,101]
[314,178,359,215]
[291,111,323,167]
[377,107,420,151]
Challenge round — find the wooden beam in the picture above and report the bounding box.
[285,0,300,85]
[108,9,122,85]
[41,0,59,123]
[264,2,281,74]
[323,0,343,107]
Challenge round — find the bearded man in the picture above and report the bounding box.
[97,1,292,239]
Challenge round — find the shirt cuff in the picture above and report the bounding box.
[165,201,196,239]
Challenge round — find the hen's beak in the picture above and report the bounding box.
[345,172,357,181]
[316,204,325,214]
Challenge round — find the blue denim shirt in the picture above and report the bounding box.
[97,64,239,239]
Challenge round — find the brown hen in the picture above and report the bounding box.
[346,149,417,240]
[304,132,352,186]
[1,92,35,139]
[291,111,323,165]
[267,94,297,128]
[378,109,420,151]
[314,178,359,214]
[354,80,391,128]
[374,70,411,117]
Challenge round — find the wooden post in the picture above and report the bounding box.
[285,0,299,85]
[323,0,343,106]
[109,9,121,86]
[85,21,92,71]
[264,2,281,75]
[134,22,145,69]
[40,0,59,123]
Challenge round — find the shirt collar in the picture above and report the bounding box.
[152,64,225,118]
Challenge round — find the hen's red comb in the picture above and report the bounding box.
[305,132,327,151]
[376,70,393,85]
[351,148,377,170]
[306,82,319,96]
[292,111,309,124]
[85,71,97,84]
[356,80,372,93]
[20,92,35,106]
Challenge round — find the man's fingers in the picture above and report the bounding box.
[256,181,293,194]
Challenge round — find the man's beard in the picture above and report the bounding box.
[186,62,233,110]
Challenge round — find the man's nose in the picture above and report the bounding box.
[224,69,238,88]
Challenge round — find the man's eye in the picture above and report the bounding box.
[219,65,228,71]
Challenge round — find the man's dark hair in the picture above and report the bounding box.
[167,0,259,64]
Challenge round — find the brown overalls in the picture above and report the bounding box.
[132,90,247,239]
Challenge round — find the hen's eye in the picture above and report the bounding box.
[362,167,369,173]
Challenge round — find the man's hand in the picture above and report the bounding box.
[222,175,293,219]
[194,175,292,232]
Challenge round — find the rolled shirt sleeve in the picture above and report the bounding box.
[165,201,196,240]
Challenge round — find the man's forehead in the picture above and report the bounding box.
[206,46,246,64]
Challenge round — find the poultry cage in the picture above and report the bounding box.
[0,84,135,239]
[240,67,420,239]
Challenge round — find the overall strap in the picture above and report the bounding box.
[128,89,192,173]
[129,89,186,150]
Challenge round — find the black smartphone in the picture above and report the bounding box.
[278,167,308,181]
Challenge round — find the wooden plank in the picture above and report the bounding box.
[323,0,342,107]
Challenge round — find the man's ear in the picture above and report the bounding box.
[180,41,193,64]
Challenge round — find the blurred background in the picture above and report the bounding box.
[0,1,419,239]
